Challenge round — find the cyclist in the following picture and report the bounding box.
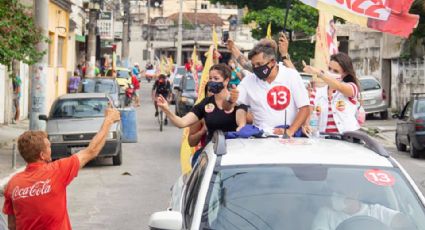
[152,74,172,125]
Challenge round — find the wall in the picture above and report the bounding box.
[46,2,70,113]
[0,65,6,124]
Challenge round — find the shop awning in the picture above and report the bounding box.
[75,34,85,43]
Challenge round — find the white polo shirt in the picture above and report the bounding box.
[237,63,309,133]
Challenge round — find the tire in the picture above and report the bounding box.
[395,135,407,152]
[113,142,123,166]
[380,111,388,119]
[410,139,421,158]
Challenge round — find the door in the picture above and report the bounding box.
[399,102,413,145]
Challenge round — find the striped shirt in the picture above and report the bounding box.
[310,83,359,133]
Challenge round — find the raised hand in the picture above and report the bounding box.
[156,94,169,111]
[229,85,239,104]
[105,108,121,123]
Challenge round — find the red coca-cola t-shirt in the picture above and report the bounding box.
[3,155,80,230]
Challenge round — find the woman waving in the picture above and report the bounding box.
[157,64,247,141]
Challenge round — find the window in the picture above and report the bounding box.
[360,78,381,91]
[201,3,208,9]
[183,153,208,228]
[57,36,65,67]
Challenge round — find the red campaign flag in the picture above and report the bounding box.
[384,0,415,14]
[368,12,419,38]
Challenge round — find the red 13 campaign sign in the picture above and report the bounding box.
[267,86,291,111]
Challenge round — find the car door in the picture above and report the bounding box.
[399,102,413,145]
[182,153,208,229]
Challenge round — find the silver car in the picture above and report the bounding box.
[360,76,388,119]
[80,78,121,107]
[39,93,123,166]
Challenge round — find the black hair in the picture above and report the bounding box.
[209,63,231,80]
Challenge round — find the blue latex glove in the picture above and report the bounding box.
[274,125,303,137]
[225,125,264,139]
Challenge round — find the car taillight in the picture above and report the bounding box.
[382,89,387,100]
[415,119,425,131]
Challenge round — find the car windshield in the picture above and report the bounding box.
[173,76,182,85]
[184,76,196,91]
[82,79,116,94]
[361,79,381,91]
[202,165,425,230]
[177,67,186,75]
[51,98,109,119]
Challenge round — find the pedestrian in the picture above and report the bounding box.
[131,72,141,107]
[132,63,140,81]
[68,71,81,93]
[303,52,361,134]
[227,40,310,137]
[228,59,242,88]
[12,76,21,124]
[2,108,120,230]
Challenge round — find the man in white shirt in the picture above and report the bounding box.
[227,40,310,136]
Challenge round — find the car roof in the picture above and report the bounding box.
[220,138,393,167]
[58,93,109,100]
[83,78,116,83]
[359,76,378,80]
[107,67,129,71]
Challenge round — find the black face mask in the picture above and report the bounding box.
[253,61,274,80]
[207,81,225,94]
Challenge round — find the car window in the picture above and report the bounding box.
[106,69,130,78]
[177,68,186,75]
[173,76,182,86]
[81,79,96,93]
[94,81,116,94]
[51,98,109,119]
[183,153,208,228]
[360,78,381,91]
[414,99,425,115]
[202,165,425,230]
[183,76,196,91]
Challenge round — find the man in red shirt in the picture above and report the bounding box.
[2,108,120,230]
[131,73,141,107]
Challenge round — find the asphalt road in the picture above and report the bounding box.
[68,80,181,230]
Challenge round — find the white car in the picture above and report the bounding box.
[149,131,425,230]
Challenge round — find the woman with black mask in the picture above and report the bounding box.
[157,64,247,141]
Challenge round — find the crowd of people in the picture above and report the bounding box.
[155,33,363,158]
[1,32,367,229]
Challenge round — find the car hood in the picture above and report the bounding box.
[182,91,197,99]
[46,117,118,134]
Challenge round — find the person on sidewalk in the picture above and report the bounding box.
[12,76,21,124]
[68,71,81,94]
[2,108,120,230]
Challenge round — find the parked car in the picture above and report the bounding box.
[394,93,425,158]
[80,78,121,107]
[170,66,187,104]
[39,93,123,165]
[359,76,388,119]
[300,72,313,88]
[149,131,425,230]
[175,74,197,116]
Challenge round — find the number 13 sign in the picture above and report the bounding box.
[267,86,291,111]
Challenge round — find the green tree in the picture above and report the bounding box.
[0,0,47,67]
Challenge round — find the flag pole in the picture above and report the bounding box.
[283,0,292,32]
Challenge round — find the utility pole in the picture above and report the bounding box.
[122,0,130,67]
[30,0,49,130]
[176,0,183,65]
[87,0,100,78]
[146,0,151,63]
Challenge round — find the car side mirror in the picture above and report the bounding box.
[38,115,48,121]
[148,211,182,230]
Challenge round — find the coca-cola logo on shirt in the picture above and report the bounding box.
[11,179,52,200]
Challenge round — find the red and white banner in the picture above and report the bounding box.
[299,0,419,38]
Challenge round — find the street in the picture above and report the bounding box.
[67,81,181,229]
[60,81,425,230]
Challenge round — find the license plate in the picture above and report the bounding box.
[70,147,85,154]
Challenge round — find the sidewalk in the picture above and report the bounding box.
[0,120,28,180]
[360,118,396,147]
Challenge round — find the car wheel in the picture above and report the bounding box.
[113,142,123,166]
[395,135,406,152]
[409,139,421,158]
[380,111,388,119]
